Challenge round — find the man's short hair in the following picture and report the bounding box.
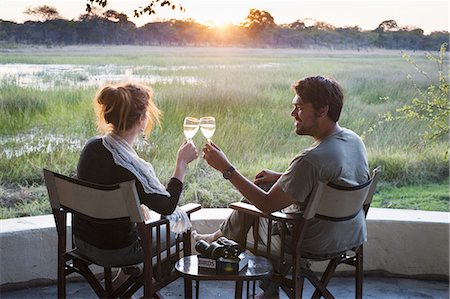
[292,76,344,122]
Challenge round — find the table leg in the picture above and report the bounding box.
[196,280,199,299]
[235,281,243,299]
[184,278,193,299]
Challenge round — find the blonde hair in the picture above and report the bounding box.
[94,82,161,137]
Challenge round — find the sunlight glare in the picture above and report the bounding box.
[192,3,244,28]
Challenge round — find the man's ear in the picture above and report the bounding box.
[317,105,329,118]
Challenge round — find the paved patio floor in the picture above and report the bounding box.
[2,275,448,299]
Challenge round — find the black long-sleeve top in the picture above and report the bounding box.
[75,137,182,249]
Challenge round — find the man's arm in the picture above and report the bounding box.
[254,169,283,185]
[202,142,296,214]
[227,170,295,214]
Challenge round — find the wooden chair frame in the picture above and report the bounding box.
[44,169,201,298]
[230,167,381,299]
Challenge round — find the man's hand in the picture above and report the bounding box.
[202,141,232,173]
[254,169,282,185]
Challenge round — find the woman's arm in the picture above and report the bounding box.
[172,141,198,182]
[140,141,198,215]
[137,178,182,215]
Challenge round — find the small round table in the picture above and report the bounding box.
[175,255,273,299]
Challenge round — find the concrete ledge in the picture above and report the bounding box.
[1,208,448,289]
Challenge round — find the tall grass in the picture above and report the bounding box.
[0,46,448,217]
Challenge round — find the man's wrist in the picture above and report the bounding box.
[222,165,236,180]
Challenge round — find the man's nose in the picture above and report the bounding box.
[290,108,296,117]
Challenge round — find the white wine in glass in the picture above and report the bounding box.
[200,116,216,142]
[183,117,200,141]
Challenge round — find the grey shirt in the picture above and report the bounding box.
[276,128,370,256]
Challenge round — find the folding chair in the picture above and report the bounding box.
[230,166,381,299]
[43,169,201,298]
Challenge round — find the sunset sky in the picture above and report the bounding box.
[1,0,448,34]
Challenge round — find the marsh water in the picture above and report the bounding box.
[0,62,279,90]
[0,63,202,90]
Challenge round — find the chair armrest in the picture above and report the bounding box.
[270,211,302,224]
[230,202,265,217]
[230,202,301,225]
[143,204,201,226]
[144,217,168,227]
[180,203,202,215]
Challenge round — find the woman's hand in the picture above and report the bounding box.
[202,142,232,173]
[173,141,198,182]
[177,140,198,165]
[254,169,282,185]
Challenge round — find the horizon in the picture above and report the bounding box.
[1,0,449,34]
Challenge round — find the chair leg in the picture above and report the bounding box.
[356,246,363,299]
[55,212,66,299]
[74,259,107,297]
[143,263,154,298]
[304,268,335,299]
[104,267,112,295]
[57,262,66,299]
[295,275,305,299]
[311,258,340,299]
[293,258,304,299]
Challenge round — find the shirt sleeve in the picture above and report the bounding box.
[136,177,183,215]
[276,154,318,205]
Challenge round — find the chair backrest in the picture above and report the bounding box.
[363,166,381,210]
[303,167,381,221]
[43,169,144,223]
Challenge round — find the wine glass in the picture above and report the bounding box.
[183,117,200,142]
[199,116,216,143]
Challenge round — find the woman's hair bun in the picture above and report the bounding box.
[97,86,119,106]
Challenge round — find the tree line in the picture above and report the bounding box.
[0,7,448,50]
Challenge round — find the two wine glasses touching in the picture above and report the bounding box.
[183,116,216,143]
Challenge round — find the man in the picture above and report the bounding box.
[194,75,370,296]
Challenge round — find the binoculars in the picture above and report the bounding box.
[195,237,242,260]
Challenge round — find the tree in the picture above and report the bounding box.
[103,9,129,22]
[85,0,184,17]
[313,20,335,31]
[289,20,306,30]
[241,9,276,32]
[375,20,398,32]
[384,43,449,154]
[23,5,61,22]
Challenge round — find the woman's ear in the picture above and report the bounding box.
[139,113,149,131]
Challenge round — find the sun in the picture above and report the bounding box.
[203,18,234,29]
[186,2,247,29]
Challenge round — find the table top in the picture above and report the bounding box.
[175,255,273,281]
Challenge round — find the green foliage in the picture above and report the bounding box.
[383,43,449,152]
[242,9,276,32]
[372,182,449,211]
[0,46,448,219]
[0,184,50,219]
[23,5,61,21]
[369,149,449,186]
[85,0,184,17]
[1,15,448,49]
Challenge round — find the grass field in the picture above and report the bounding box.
[0,46,448,218]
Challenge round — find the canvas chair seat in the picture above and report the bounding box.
[43,169,201,298]
[230,167,381,299]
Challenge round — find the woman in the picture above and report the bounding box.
[75,82,197,279]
